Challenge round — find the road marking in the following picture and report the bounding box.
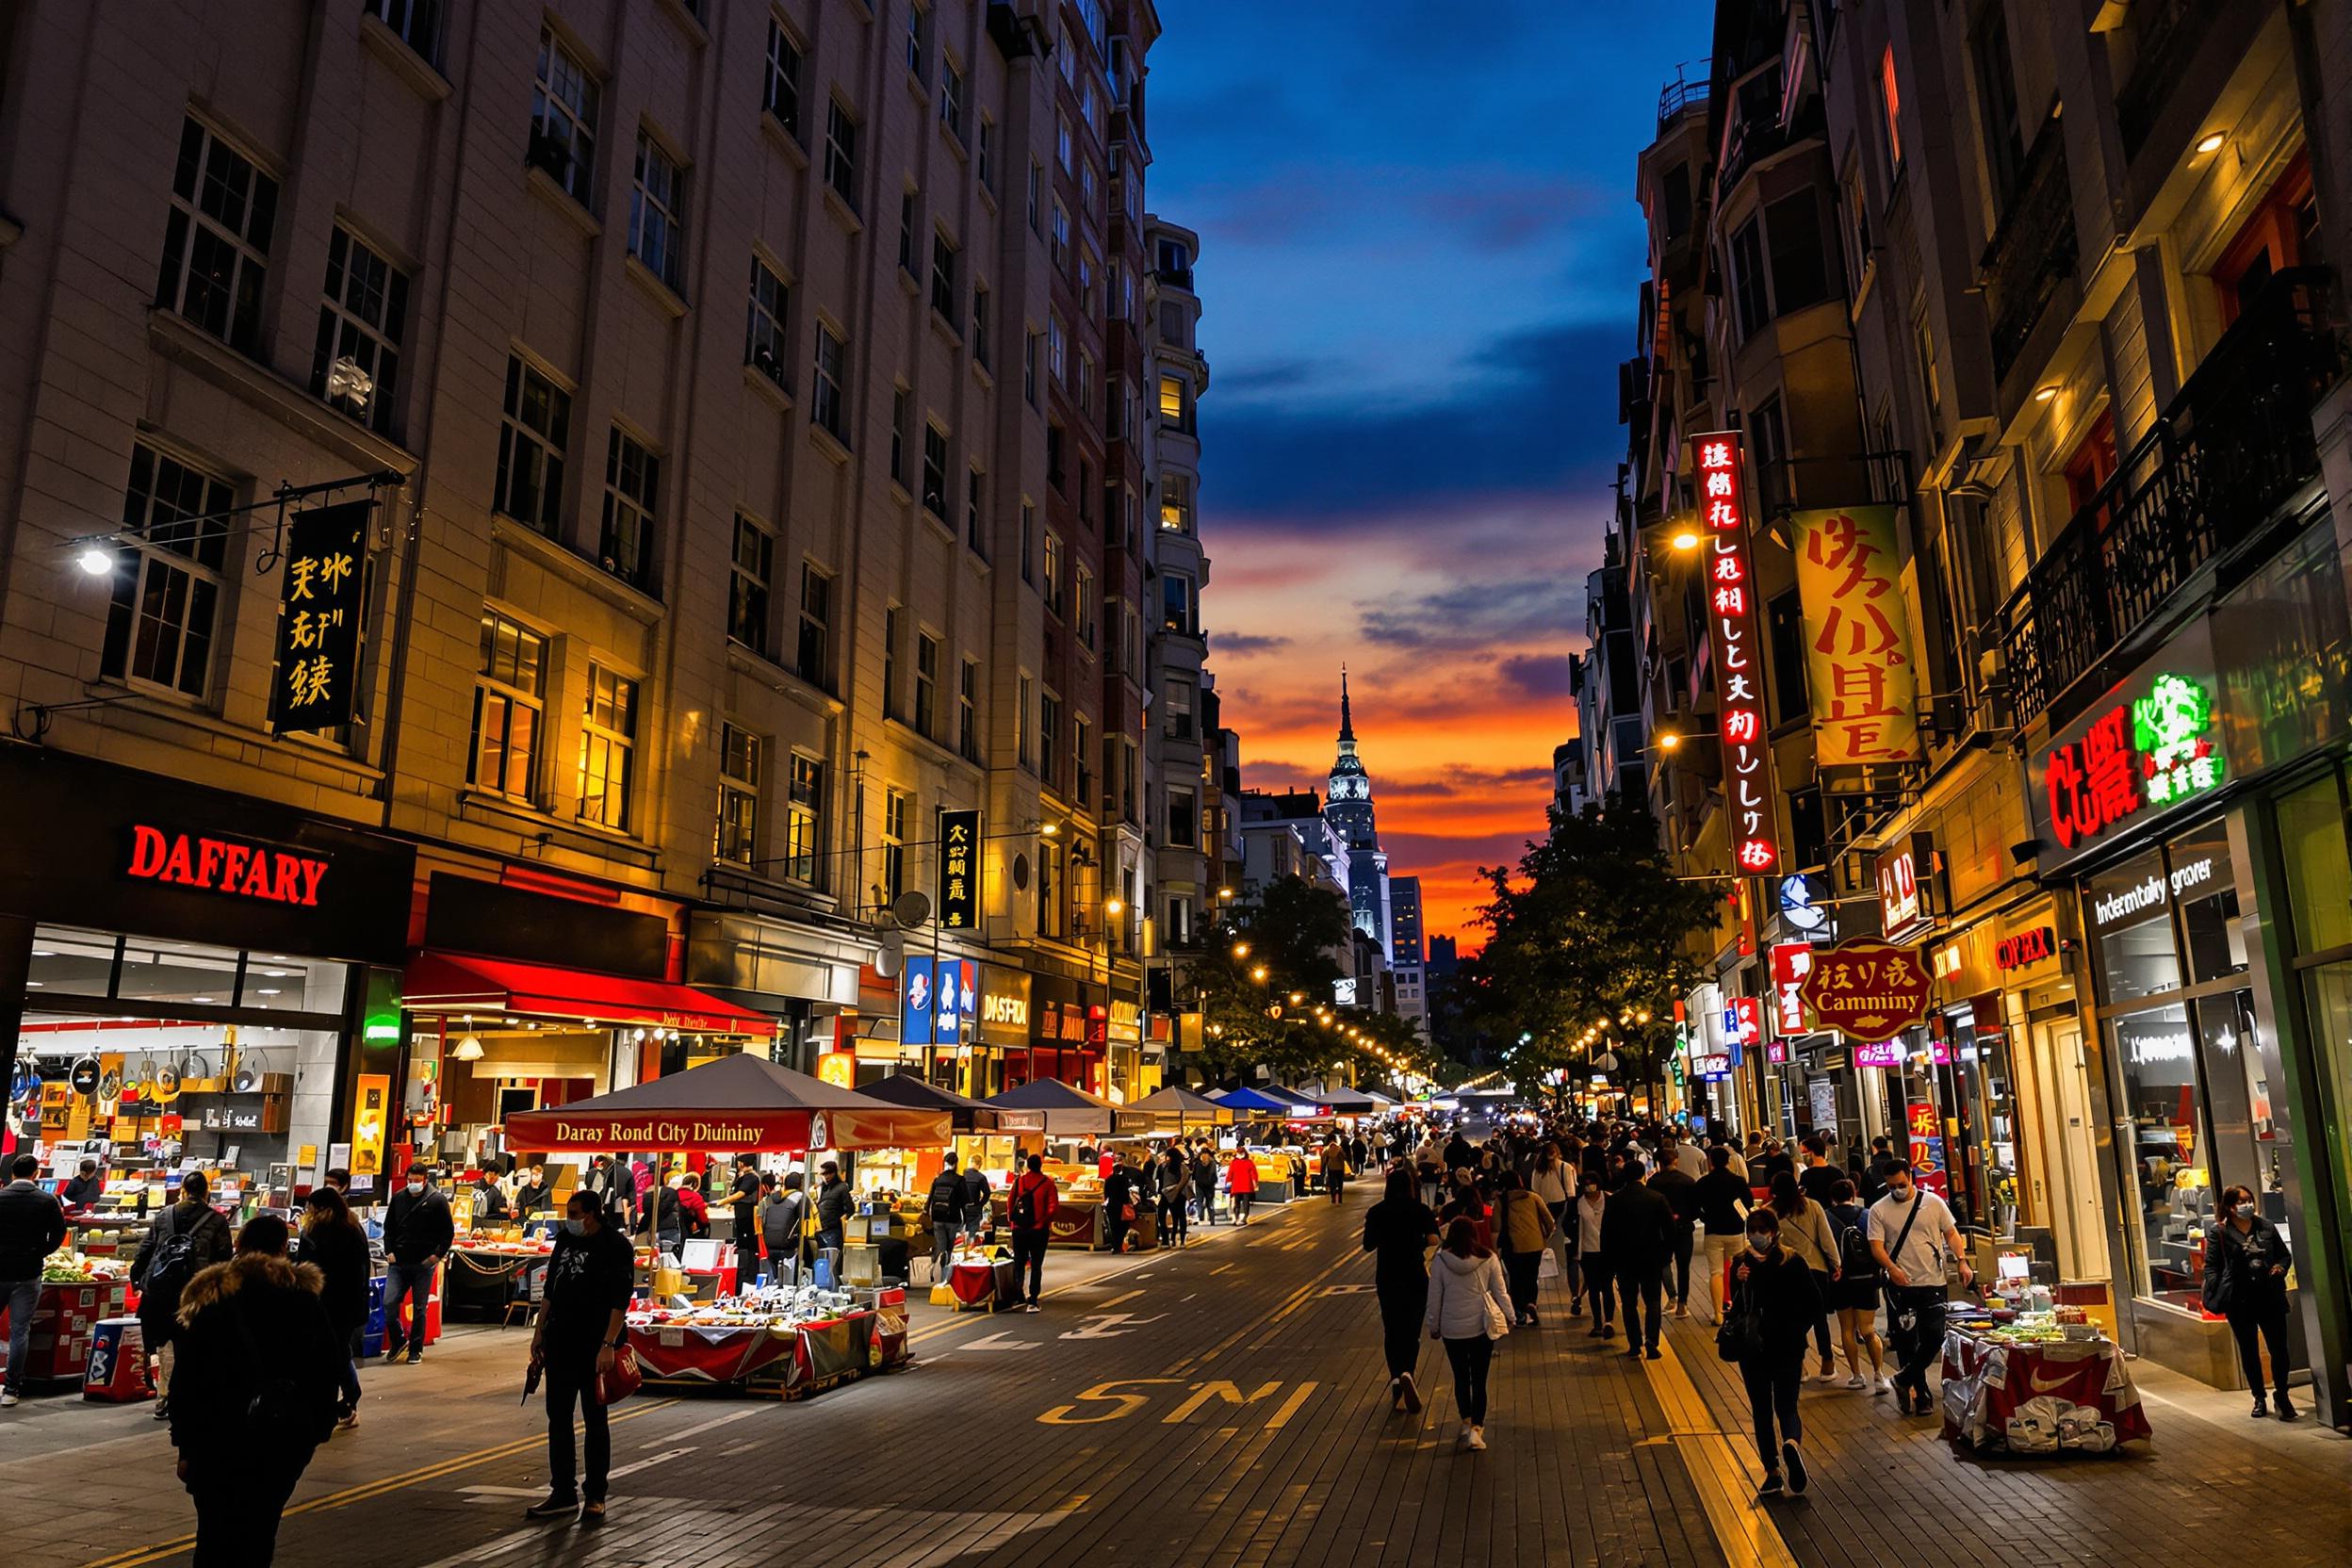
[1163,1380,1282,1424]
[1209,1264,1233,1275]
[1643,1341,1801,1568]
[1319,1284,1376,1296]
[1097,1289,1145,1309]
[455,1485,543,1499]
[1056,1311,1166,1341]
[664,1409,755,1443]
[1037,1378,1182,1424]
[605,1444,695,1481]
[1263,1380,1321,1429]
[417,1526,546,1568]
[956,1331,1042,1351]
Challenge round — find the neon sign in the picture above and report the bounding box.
[2133,673,2222,806]
[1694,431,1779,874]
[2040,670,2224,853]
[126,825,328,907]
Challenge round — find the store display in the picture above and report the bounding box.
[623,1282,910,1395]
[1939,1314,2151,1453]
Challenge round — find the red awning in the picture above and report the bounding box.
[401,951,772,1037]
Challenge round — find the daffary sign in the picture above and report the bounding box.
[125,825,329,907]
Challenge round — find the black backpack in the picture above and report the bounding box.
[1011,1177,1038,1229]
[138,1204,207,1329]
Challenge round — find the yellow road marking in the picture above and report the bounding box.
[1644,1343,1800,1568]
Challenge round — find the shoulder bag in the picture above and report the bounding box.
[1715,1268,1764,1363]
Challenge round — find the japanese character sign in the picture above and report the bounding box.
[937,808,981,931]
[1791,506,1922,766]
[2035,665,2226,856]
[1693,432,1779,874]
[270,498,369,734]
[1797,938,1935,1039]
[2132,673,2223,807]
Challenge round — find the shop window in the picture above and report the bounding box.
[2169,821,2246,985]
[2213,154,2317,324]
[714,723,760,865]
[102,443,233,701]
[469,611,546,802]
[2089,847,2181,1004]
[2279,771,2352,955]
[2110,1000,2203,1309]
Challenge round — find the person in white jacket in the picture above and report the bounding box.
[1423,1217,1515,1451]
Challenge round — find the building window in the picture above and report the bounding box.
[728,514,772,654]
[1879,43,1903,172]
[1051,200,1070,271]
[1840,163,1872,296]
[890,388,912,487]
[1160,473,1192,532]
[1048,316,1067,383]
[495,355,572,534]
[931,231,960,327]
[1167,894,1195,949]
[1023,331,1040,406]
[598,427,659,588]
[785,754,825,885]
[898,191,920,278]
[1158,373,1187,427]
[882,788,911,905]
[1168,786,1198,848]
[1728,217,1769,341]
[922,425,950,518]
[882,607,902,717]
[101,444,232,700]
[915,632,939,736]
[1027,159,1042,234]
[530,26,599,202]
[824,100,858,208]
[364,0,443,60]
[1056,114,1073,172]
[469,611,545,801]
[1764,192,1831,318]
[811,323,848,441]
[746,256,790,387]
[577,664,637,829]
[1076,351,1095,421]
[1160,572,1194,634]
[939,57,967,142]
[1074,714,1093,807]
[1164,677,1195,741]
[1075,565,1096,648]
[972,284,991,368]
[1020,501,1037,585]
[762,18,804,139]
[958,659,980,760]
[1121,737,1139,821]
[715,723,760,864]
[904,1,927,76]
[155,118,278,353]
[978,117,997,192]
[307,227,410,439]
[797,564,833,689]
[1017,674,1035,768]
[966,467,987,554]
[629,130,685,289]
[1042,531,1065,616]
[1038,837,1063,937]
[1038,689,1062,791]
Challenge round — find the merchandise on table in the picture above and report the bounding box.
[623,1282,910,1394]
[1938,1311,2152,1453]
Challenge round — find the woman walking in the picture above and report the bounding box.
[1423,1217,1513,1450]
[1529,1144,1572,1286]
[1574,1174,1613,1337]
[1363,1167,1442,1413]
[2205,1184,2296,1418]
[1768,1171,1842,1382]
[1824,1178,1889,1391]
[1726,1207,1822,1497]
[1438,1172,1493,1252]
[1226,1148,1260,1225]
[295,1186,371,1429]
[1492,1171,1555,1328]
[527,1191,635,1526]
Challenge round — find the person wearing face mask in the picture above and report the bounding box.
[1726,1209,1821,1497]
[2203,1184,2296,1418]
[526,1193,634,1527]
[382,1162,453,1364]
[1866,1163,1973,1416]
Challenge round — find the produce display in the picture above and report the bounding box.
[629,1283,858,1332]
[41,1252,122,1283]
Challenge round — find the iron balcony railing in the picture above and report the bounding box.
[1994,268,2342,722]
[1981,117,2079,383]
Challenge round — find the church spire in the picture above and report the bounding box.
[1338,666,1355,743]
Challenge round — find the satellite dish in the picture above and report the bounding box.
[892,891,933,930]
[874,929,904,979]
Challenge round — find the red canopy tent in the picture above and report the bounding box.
[503,1052,949,1153]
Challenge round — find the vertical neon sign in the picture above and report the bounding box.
[1695,431,1780,874]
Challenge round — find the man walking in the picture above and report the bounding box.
[1602,1155,1677,1359]
[1005,1155,1058,1312]
[1646,1152,1699,1319]
[959,1159,992,1243]
[382,1162,453,1364]
[925,1154,968,1280]
[1692,1146,1751,1324]
[1,1152,68,1407]
[1870,1164,1972,1415]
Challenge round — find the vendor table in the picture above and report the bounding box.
[1939,1326,2152,1452]
[0,1280,129,1384]
[627,1293,910,1396]
[444,1248,545,1318]
[947,1255,1023,1312]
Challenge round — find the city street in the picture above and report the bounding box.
[8,1190,2345,1568]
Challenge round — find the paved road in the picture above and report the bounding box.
[9,1190,2349,1567]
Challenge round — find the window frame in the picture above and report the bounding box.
[311,224,409,438]
[747,254,791,388]
[628,128,686,290]
[715,722,762,865]
[597,425,661,590]
[101,442,235,703]
[530,26,601,204]
[576,662,639,831]
[762,16,805,139]
[728,514,774,655]
[495,353,573,536]
[468,610,547,803]
[796,562,834,690]
[155,116,279,354]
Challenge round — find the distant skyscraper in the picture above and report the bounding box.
[1390,876,1425,968]
[1323,671,1392,953]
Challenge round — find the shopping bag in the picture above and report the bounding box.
[1537,1249,1561,1282]
[594,1344,644,1406]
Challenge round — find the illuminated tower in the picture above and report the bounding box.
[1324,670,1391,949]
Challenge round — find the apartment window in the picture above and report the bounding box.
[1167,895,1195,950]
[1751,396,1791,516]
[1728,217,1769,341]
[1158,373,1187,426]
[1075,564,1096,648]
[1056,114,1073,172]
[1020,501,1037,584]
[1156,237,1190,274]
[1076,351,1094,420]
[495,355,572,534]
[966,467,987,554]
[1766,590,1812,731]
[530,27,599,202]
[1121,737,1139,821]
[1661,161,1693,240]
[469,611,545,801]
[746,256,790,386]
[1164,677,1195,741]
[1048,316,1067,382]
[1914,307,1943,430]
[931,232,960,327]
[978,118,997,193]
[1764,192,1831,317]
[890,388,912,487]
[1879,44,1903,172]
[1038,690,1062,791]
[311,225,408,437]
[1160,571,1194,634]
[1168,786,1198,848]
[785,755,825,885]
[915,632,939,735]
[899,192,920,277]
[1160,472,1192,532]
[904,2,928,77]
[598,428,660,588]
[101,443,232,699]
[1840,163,1872,296]
[824,100,859,208]
[762,18,805,139]
[1051,200,1070,271]
[922,424,949,518]
[939,57,967,142]
[972,283,991,368]
[1042,531,1065,616]
[715,723,760,864]
[882,789,911,905]
[577,664,637,829]
[883,607,902,717]
[1038,838,1063,938]
[1973,12,2024,207]
[958,659,980,759]
[364,0,443,60]
[155,118,278,353]
[811,324,848,440]
[797,564,833,689]
[629,130,685,289]
[1080,163,1097,221]
[728,514,773,653]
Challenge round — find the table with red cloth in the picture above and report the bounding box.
[1939,1326,2152,1452]
[947,1254,1022,1311]
[626,1290,909,1396]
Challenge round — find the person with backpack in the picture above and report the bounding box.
[1005,1154,1058,1311]
[1,1152,69,1408]
[168,1214,347,1566]
[925,1154,969,1279]
[132,1170,233,1417]
[760,1171,808,1287]
[382,1162,454,1364]
[958,1160,992,1244]
[526,1191,635,1527]
[1824,1178,1889,1391]
[1724,1206,1821,1497]
[295,1186,371,1429]
[1868,1163,1974,1416]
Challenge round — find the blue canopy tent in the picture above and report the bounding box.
[1213,1086,1304,1115]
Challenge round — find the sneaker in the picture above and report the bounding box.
[152,1398,170,1420]
[1456,1422,1473,1449]
[1782,1441,1808,1494]
[525,1494,580,1521]
[1672,1304,1690,1320]
[0,1389,20,1409]
[1570,1300,1584,1318]
[1810,1372,1838,1385]
[1873,1375,1894,1396]
[1645,1348,1662,1361]
[1466,1425,1488,1451]
[1756,1473,1785,1498]
[1845,1375,1867,1390]
[1398,1372,1422,1413]
[1022,1301,1040,1313]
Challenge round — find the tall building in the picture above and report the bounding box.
[1551,739,1590,819]
[1390,874,1428,1040]
[1322,672,1392,952]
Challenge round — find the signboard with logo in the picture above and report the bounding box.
[936,808,980,931]
[1875,835,1933,940]
[976,966,1032,1048]
[1851,1041,1905,1069]
[1790,505,1924,765]
[1722,996,1763,1068]
[1798,938,1934,1039]
[1770,942,1814,1035]
[2027,618,2232,864]
[270,498,370,735]
[1693,432,1780,874]
[1995,926,2056,971]
[901,955,978,1046]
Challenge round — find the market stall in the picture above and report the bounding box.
[626,1283,910,1396]
[0,1256,128,1389]
[1938,1307,2152,1454]
[1123,1086,1235,1136]
[979,1079,1126,1247]
[1211,1088,1316,1200]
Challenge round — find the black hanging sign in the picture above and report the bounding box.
[269,498,369,734]
[937,809,979,931]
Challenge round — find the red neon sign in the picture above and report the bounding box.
[1695,432,1780,874]
[126,824,329,907]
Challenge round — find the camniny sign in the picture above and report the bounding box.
[125,825,329,907]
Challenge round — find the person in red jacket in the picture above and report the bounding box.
[1226,1151,1261,1226]
[1005,1154,1059,1312]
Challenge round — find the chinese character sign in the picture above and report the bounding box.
[1797,938,1934,1039]
[1694,432,1780,874]
[270,498,369,734]
[1791,506,1921,765]
[937,808,980,931]
[2034,668,2224,856]
[1769,941,1814,1035]
[2132,673,2223,807]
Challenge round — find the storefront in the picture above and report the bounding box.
[0,744,415,1203]
[684,908,868,1075]
[1018,972,1104,1094]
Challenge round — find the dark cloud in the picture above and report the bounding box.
[1213,630,1294,656]
[1212,360,1331,400]
[1499,653,1578,696]
[1419,176,1609,253]
[1359,578,1585,652]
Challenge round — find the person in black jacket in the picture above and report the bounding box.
[925,1154,968,1279]
[1102,1159,1137,1255]
[382,1163,454,1364]
[526,1191,635,1527]
[959,1162,992,1243]
[169,1214,347,1567]
[1602,1156,1678,1358]
[2204,1183,2296,1418]
[295,1186,372,1429]
[1361,1166,1440,1414]
[0,1152,69,1407]
[1728,1208,1822,1497]
[760,1171,808,1286]
[132,1171,234,1417]
[1647,1158,1699,1319]
[1691,1146,1753,1326]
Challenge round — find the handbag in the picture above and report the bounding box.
[1715,1272,1764,1363]
[1484,1281,1513,1340]
[594,1342,644,1405]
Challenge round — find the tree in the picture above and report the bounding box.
[1451,795,1721,1105]
[1182,875,1397,1086]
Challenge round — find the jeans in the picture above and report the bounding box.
[334,1325,363,1413]
[932,1221,960,1279]
[2228,1305,2292,1396]
[1377,1278,1423,1380]
[545,1358,610,1502]
[1669,1222,1695,1307]
[1010,1228,1049,1303]
[1886,1286,1948,1396]
[1806,1270,1836,1369]
[382,1261,430,1358]
[1502,1252,1542,1319]
[1442,1335,1494,1424]
[1616,1266,1663,1350]
[2,1277,39,1391]
[188,1451,304,1567]
[1740,1353,1804,1471]
[1701,1233,1746,1323]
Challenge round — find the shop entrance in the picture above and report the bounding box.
[2039,1017,2110,1282]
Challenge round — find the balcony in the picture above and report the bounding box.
[1657,62,1708,135]
[1981,118,2079,384]
[1718,93,1822,198]
[1994,269,2341,722]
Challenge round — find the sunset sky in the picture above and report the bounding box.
[1147,2,1710,950]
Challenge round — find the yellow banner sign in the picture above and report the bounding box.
[1791,506,1923,765]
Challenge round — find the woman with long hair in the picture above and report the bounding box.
[1767,1170,1841,1381]
[1422,1217,1514,1450]
[296,1185,371,1429]
[1726,1207,1822,1497]
[1574,1172,1613,1337]
[1362,1165,1441,1413]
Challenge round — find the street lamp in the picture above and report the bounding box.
[1670,529,1701,552]
[1232,941,1251,959]
[1250,965,1268,982]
